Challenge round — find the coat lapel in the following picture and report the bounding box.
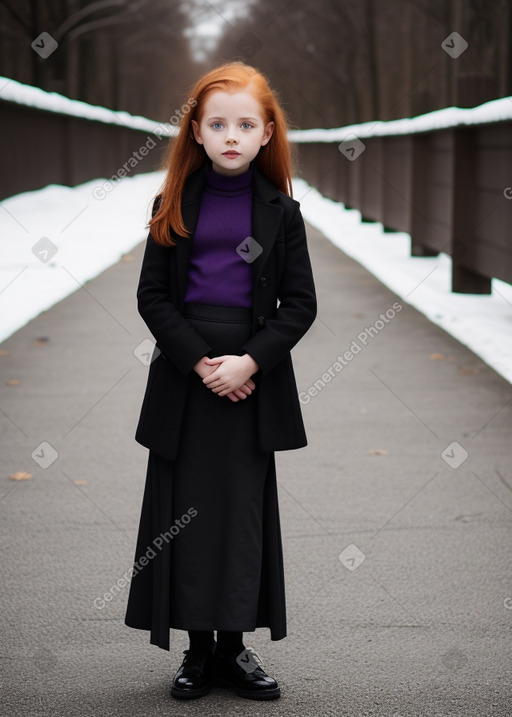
[250,166,283,286]
[174,160,284,304]
[175,164,206,303]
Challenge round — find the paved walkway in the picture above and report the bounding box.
[1,221,511,716]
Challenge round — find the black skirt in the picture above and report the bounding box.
[125,302,287,650]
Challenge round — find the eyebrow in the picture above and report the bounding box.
[206,116,260,122]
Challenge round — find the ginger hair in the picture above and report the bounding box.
[148,61,293,246]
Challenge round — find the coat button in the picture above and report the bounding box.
[259,276,267,287]
[257,315,265,327]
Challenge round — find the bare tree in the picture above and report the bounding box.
[1,0,509,124]
[0,0,196,118]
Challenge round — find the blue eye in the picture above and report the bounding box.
[241,122,253,129]
[212,122,223,130]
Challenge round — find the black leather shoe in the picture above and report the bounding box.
[212,646,281,700]
[170,644,215,699]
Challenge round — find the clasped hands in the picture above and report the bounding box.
[193,354,259,403]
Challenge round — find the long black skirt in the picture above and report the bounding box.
[125,302,287,650]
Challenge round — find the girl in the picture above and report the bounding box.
[124,61,317,701]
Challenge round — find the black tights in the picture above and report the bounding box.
[188,629,244,654]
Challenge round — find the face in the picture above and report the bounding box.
[191,89,274,176]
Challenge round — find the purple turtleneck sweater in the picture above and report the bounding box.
[184,163,253,308]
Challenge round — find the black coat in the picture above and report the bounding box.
[134,161,317,461]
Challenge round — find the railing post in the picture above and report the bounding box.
[451,127,491,293]
[409,134,440,257]
[360,137,383,222]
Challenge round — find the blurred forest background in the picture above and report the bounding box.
[0,0,511,128]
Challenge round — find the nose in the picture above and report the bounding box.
[226,128,239,145]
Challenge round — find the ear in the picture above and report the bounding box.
[191,119,203,144]
[261,121,274,146]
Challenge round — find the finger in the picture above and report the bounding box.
[207,378,226,390]
[216,385,235,396]
[204,355,226,364]
[203,373,222,386]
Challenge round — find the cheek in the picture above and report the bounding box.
[203,129,219,144]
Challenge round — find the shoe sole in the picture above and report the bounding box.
[170,684,212,699]
[212,675,280,700]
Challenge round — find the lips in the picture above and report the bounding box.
[222,151,240,157]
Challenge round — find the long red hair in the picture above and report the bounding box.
[149,61,294,246]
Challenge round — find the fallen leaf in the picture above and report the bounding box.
[121,254,134,262]
[6,379,20,386]
[33,337,49,346]
[9,471,33,481]
[369,449,389,456]
[0,349,8,356]
[458,367,480,375]
[429,353,444,360]
[74,480,88,486]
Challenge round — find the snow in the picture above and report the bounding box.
[0,75,175,136]
[288,95,512,142]
[0,172,165,342]
[1,171,511,385]
[3,73,511,143]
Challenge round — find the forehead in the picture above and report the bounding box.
[202,90,264,119]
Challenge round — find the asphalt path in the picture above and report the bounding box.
[1,221,511,717]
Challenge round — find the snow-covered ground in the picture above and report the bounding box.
[0,172,165,342]
[1,171,511,384]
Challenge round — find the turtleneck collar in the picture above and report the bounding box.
[204,160,253,194]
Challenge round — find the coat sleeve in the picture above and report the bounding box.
[240,199,317,375]
[136,196,212,376]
